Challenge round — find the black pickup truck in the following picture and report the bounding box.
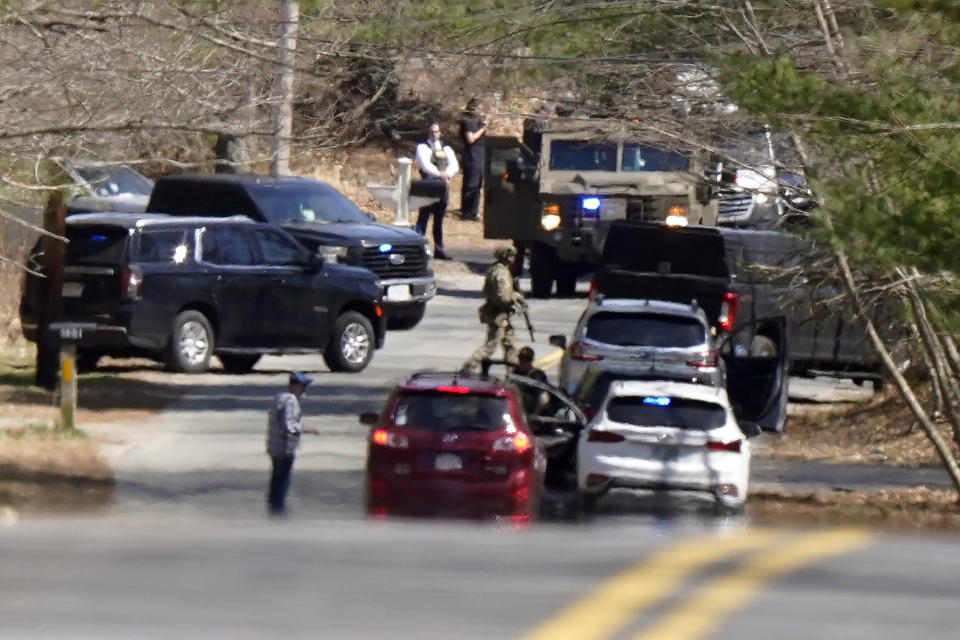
[594,221,899,385]
[146,173,436,329]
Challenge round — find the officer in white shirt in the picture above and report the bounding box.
[415,123,459,260]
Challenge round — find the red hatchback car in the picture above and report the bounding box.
[361,372,547,522]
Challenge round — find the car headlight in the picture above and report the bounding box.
[754,192,770,205]
[317,245,350,262]
[541,213,562,231]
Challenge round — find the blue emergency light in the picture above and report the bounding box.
[643,397,672,406]
[91,235,107,242]
[582,197,601,211]
[378,243,392,253]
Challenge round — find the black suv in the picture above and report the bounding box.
[20,214,386,374]
[146,174,436,329]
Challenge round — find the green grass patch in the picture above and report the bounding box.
[0,423,88,441]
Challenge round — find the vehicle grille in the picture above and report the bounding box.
[718,189,752,220]
[360,243,428,279]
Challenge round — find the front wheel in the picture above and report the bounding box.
[164,310,214,373]
[324,311,375,373]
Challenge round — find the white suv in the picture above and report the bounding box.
[552,297,722,394]
[576,379,760,512]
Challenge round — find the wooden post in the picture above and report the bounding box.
[59,344,77,431]
[35,191,67,391]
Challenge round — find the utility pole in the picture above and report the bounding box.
[34,191,66,391]
[270,0,299,177]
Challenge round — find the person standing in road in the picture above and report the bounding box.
[462,246,525,372]
[459,97,488,222]
[266,371,312,516]
[415,123,459,260]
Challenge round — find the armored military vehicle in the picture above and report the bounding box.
[483,124,720,297]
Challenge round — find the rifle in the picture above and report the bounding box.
[516,301,535,341]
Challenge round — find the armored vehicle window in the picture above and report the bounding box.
[138,229,192,264]
[585,312,705,348]
[548,140,617,172]
[251,227,304,265]
[202,227,255,266]
[622,144,689,172]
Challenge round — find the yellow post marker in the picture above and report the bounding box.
[59,344,77,430]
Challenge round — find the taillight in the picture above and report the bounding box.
[587,430,625,443]
[492,432,532,453]
[588,280,597,300]
[707,439,742,453]
[570,341,603,362]
[371,429,409,448]
[687,350,718,368]
[719,292,739,332]
[121,265,143,299]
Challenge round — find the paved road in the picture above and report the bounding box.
[6,271,957,638]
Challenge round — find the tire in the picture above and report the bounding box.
[530,242,555,298]
[164,310,214,373]
[324,311,375,373]
[76,350,101,373]
[576,489,600,515]
[386,302,426,331]
[555,272,577,298]
[219,354,261,374]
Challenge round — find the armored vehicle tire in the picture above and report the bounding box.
[324,311,374,373]
[386,302,426,330]
[219,354,261,374]
[555,273,577,298]
[76,349,102,373]
[530,242,556,298]
[164,310,214,373]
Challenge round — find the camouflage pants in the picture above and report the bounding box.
[463,312,517,372]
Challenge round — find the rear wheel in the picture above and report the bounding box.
[219,354,261,374]
[530,242,555,298]
[386,302,426,330]
[324,311,374,373]
[164,310,214,373]
[576,489,600,515]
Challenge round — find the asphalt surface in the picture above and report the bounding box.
[3,259,958,638]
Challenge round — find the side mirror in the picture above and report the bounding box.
[739,420,762,439]
[358,411,379,426]
[549,334,567,349]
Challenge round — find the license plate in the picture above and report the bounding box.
[652,446,680,462]
[386,285,412,302]
[62,282,84,298]
[435,453,462,471]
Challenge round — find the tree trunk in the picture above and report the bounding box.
[270,0,299,177]
[35,192,67,391]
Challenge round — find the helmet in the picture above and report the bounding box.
[494,246,517,261]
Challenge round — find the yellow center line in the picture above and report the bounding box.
[633,528,872,640]
[518,529,783,640]
[533,349,564,371]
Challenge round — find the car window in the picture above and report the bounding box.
[65,227,128,265]
[203,227,255,266]
[548,140,617,172]
[76,166,153,196]
[246,181,369,225]
[251,228,305,266]
[606,396,726,429]
[585,312,705,348]
[392,392,510,432]
[138,229,192,264]
[621,144,690,172]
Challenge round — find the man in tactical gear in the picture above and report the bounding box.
[462,246,526,372]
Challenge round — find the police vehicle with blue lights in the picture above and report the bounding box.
[482,125,719,297]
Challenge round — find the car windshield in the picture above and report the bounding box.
[585,312,705,348]
[76,166,153,196]
[247,181,370,225]
[549,140,617,171]
[606,396,726,429]
[621,144,689,172]
[66,227,128,265]
[392,392,511,432]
